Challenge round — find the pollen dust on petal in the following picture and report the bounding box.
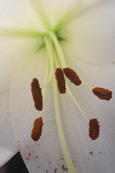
[28,153,31,157]
[63,68,81,86]
[90,151,93,155]
[55,68,66,94]
[89,119,100,140]
[31,78,43,111]
[31,117,43,141]
[54,168,57,173]
[62,165,68,171]
[92,87,112,100]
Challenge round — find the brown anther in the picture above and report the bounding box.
[31,117,43,141]
[31,78,43,111]
[55,68,66,94]
[89,119,100,140]
[92,87,112,100]
[63,68,81,86]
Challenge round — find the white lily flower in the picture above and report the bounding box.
[0,0,115,172]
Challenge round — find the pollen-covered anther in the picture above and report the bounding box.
[55,68,66,94]
[92,87,112,100]
[89,119,100,140]
[31,78,43,111]
[63,68,81,86]
[31,117,43,141]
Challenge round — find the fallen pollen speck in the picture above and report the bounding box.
[62,165,68,171]
[90,151,93,155]
[54,168,57,173]
[26,158,29,160]
[28,153,31,157]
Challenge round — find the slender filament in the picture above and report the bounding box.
[52,76,77,173]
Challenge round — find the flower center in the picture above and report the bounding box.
[30,30,112,173]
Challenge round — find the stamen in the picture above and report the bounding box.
[92,87,112,101]
[55,68,66,94]
[89,119,100,140]
[31,78,43,111]
[63,68,81,86]
[31,117,43,141]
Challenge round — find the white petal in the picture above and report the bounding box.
[0,91,17,167]
[9,52,70,172]
[9,46,115,172]
[0,37,44,92]
[60,0,115,64]
[30,0,81,28]
[0,0,44,31]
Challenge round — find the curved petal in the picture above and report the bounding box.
[60,0,115,64]
[0,0,44,31]
[0,37,43,92]
[9,45,115,172]
[0,91,17,167]
[0,0,47,93]
[30,0,81,28]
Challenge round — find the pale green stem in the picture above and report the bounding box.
[49,31,67,67]
[82,81,92,89]
[52,76,77,173]
[49,37,62,68]
[0,29,45,38]
[43,36,54,88]
[67,84,89,122]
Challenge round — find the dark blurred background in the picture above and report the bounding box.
[0,152,29,173]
